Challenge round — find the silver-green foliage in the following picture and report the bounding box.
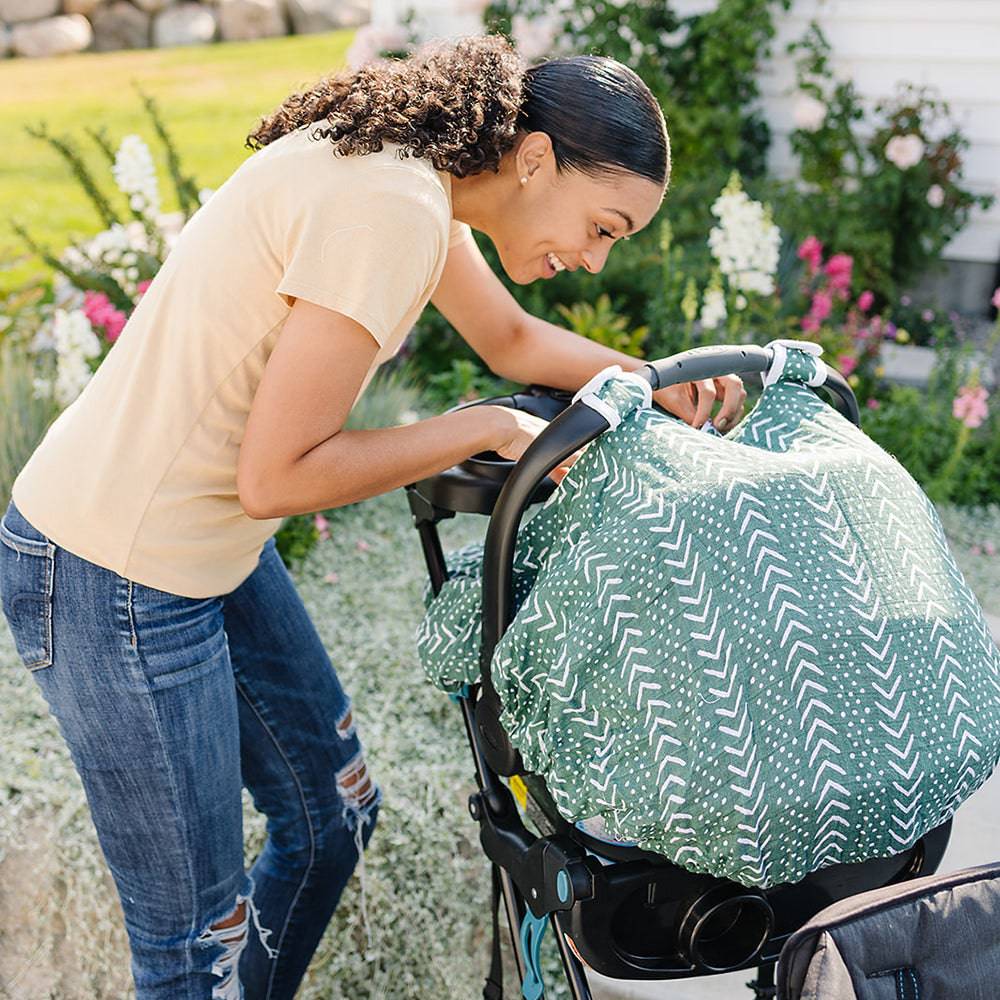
[0,336,57,514]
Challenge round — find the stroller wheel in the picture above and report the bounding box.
[677,884,774,973]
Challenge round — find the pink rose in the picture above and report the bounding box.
[858,290,874,312]
[797,235,823,275]
[952,385,989,429]
[885,133,925,170]
[838,354,858,376]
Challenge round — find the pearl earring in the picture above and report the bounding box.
[520,176,528,186]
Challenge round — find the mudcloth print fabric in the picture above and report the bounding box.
[416,344,1000,889]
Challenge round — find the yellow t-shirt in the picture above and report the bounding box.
[12,126,472,598]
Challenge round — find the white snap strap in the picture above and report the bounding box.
[571,365,653,430]
[762,339,827,388]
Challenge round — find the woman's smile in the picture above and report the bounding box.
[543,251,569,277]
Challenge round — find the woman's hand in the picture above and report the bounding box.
[485,406,581,485]
[652,375,747,433]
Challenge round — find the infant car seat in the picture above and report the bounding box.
[407,341,991,999]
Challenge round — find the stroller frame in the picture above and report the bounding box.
[405,344,953,1000]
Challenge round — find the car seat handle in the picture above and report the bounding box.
[478,343,860,691]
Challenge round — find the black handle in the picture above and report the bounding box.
[478,343,860,689]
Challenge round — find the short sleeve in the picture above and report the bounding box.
[449,219,473,249]
[276,188,444,348]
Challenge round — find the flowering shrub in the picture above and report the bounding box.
[782,22,994,305]
[862,288,1000,505]
[8,89,210,409]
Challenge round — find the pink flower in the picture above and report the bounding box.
[952,385,989,429]
[824,253,853,296]
[971,545,983,557]
[103,311,126,342]
[858,290,874,312]
[992,287,1000,310]
[83,290,127,343]
[356,539,371,553]
[136,279,152,297]
[323,571,339,585]
[866,398,880,410]
[985,541,997,557]
[838,354,858,376]
[800,314,821,333]
[314,512,330,541]
[797,235,823,275]
[811,289,833,322]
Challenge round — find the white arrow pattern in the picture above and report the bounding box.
[417,366,1000,889]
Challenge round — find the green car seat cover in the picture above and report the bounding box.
[416,342,1000,888]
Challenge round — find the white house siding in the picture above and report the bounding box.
[678,0,1000,265]
[386,0,1000,267]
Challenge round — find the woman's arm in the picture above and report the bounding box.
[431,236,746,430]
[237,298,545,519]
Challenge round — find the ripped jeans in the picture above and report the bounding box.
[0,498,381,999]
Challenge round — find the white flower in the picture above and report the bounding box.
[112,135,161,219]
[735,294,747,311]
[792,92,827,132]
[699,286,727,330]
[32,377,53,401]
[198,188,214,205]
[926,183,945,208]
[885,133,925,170]
[707,174,781,298]
[53,308,101,361]
[50,309,102,407]
[52,273,85,311]
[398,409,420,425]
[28,323,56,354]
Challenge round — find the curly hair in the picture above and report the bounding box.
[245,34,669,187]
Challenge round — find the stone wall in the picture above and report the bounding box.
[0,0,368,57]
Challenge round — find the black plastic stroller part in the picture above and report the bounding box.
[404,343,951,1000]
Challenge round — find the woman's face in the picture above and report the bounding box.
[491,131,665,285]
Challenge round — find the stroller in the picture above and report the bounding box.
[404,343,956,1000]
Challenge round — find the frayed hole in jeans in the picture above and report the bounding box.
[196,881,277,998]
[336,750,381,959]
[335,704,356,741]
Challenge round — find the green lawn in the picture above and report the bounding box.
[0,31,354,297]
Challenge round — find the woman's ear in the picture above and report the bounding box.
[516,130,554,183]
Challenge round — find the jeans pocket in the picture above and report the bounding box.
[0,508,56,671]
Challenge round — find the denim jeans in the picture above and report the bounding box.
[0,497,381,999]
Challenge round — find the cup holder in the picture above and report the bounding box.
[462,450,516,483]
[677,884,774,973]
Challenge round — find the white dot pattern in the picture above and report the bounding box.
[415,345,1000,888]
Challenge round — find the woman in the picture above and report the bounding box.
[0,33,745,1000]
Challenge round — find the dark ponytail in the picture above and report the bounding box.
[246,34,669,187]
[519,55,670,187]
